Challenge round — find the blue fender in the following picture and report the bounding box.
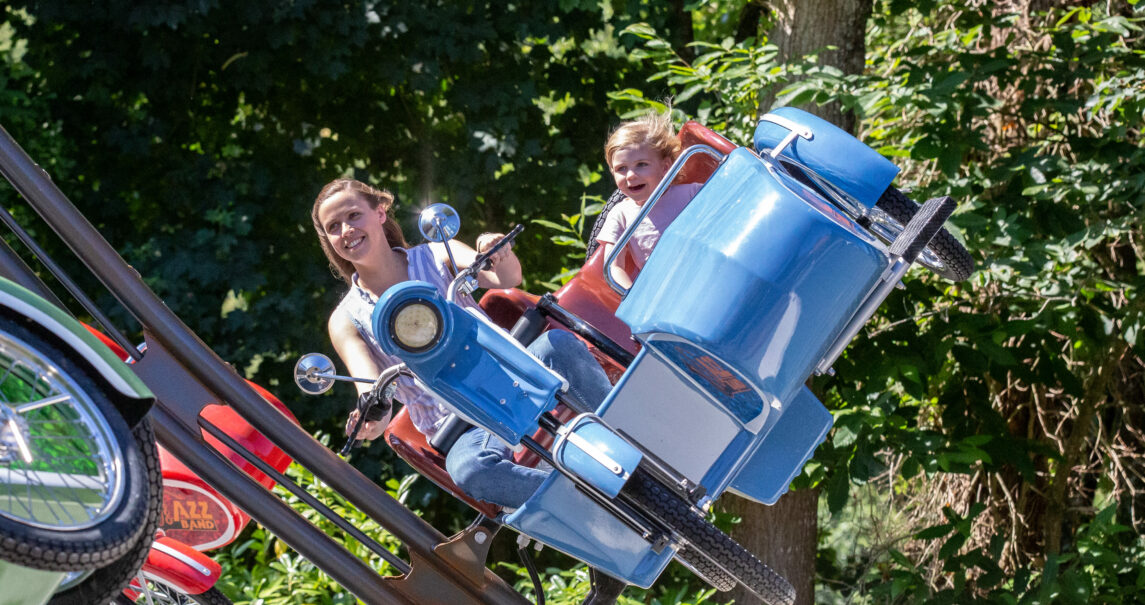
[504,473,676,588]
[552,414,643,499]
[726,386,833,505]
[754,106,899,209]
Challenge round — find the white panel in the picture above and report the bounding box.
[599,355,739,483]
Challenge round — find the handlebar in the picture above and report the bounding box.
[447,223,524,303]
[340,364,410,457]
[470,224,524,275]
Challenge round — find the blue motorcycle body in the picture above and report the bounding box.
[374,108,905,587]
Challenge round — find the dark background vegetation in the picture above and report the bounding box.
[2,1,1142,603]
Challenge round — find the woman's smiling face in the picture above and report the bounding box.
[609,143,672,205]
[318,191,388,263]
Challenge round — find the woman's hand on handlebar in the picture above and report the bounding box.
[345,407,389,441]
[476,232,513,267]
[462,228,522,289]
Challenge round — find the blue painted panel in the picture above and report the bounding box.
[618,148,887,410]
[698,427,760,497]
[373,282,564,444]
[554,416,643,499]
[505,474,674,588]
[727,386,834,504]
[753,106,899,208]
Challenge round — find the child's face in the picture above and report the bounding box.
[609,143,673,205]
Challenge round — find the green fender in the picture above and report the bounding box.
[0,277,153,401]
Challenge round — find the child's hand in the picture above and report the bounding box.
[476,232,512,267]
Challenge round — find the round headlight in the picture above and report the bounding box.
[389,299,442,353]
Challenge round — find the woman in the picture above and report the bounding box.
[313,178,611,508]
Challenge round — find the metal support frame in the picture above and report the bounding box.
[0,124,529,605]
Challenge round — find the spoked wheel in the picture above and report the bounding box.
[0,319,152,571]
[778,159,974,281]
[621,469,795,605]
[115,580,233,605]
[51,419,163,605]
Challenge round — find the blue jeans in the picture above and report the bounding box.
[444,329,613,509]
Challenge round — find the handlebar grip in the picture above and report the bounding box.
[341,418,367,457]
[475,223,525,271]
[340,380,399,456]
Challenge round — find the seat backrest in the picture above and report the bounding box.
[551,246,636,355]
[383,406,502,518]
[675,121,736,185]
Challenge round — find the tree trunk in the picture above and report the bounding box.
[668,0,695,62]
[720,489,819,605]
[759,0,874,131]
[720,2,874,604]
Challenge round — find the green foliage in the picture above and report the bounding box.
[497,562,716,605]
[611,21,856,144]
[5,0,1144,602]
[622,0,1145,601]
[529,192,605,289]
[868,504,1145,604]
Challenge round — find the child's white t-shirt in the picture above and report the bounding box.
[595,183,703,269]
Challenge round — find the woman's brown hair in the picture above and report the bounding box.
[312,178,410,284]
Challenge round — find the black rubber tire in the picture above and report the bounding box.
[675,550,737,592]
[50,419,163,605]
[871,187,974,281]
[0,318,153,571]
[115,584,233,605]
[621,470,795,605]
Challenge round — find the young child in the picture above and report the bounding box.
[595,109,703,289]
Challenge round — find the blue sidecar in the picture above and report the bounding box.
[370,108,969,605]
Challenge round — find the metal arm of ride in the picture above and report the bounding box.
[0,125,529,605]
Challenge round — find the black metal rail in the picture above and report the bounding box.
[0,123,529,605]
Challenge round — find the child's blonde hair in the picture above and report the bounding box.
[604,108,682,166]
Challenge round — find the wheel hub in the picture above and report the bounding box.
[0,403,32,464]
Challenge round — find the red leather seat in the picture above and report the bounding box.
[676,120,736,185]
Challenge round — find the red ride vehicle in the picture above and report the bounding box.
[87,331,299,605]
